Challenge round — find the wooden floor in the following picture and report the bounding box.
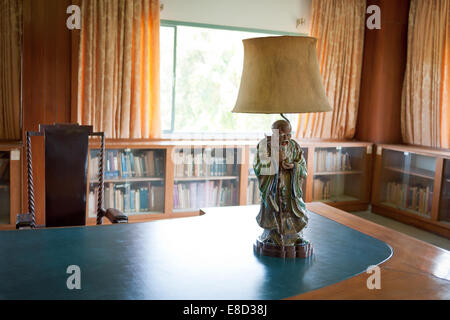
[289,202,450,300]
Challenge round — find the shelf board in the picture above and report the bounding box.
[173,208,201,213]
[380,202,431,219]
[384,166,435,180]
[314,170,363,176]
[125,211,165,216]
[90,177,165,184]
[173,204,237,212]
[314,195,360,203]
[89,211,164,218]
[174,176,238,182]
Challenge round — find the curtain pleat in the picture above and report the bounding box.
[296,0,366,140]
[77,0,160,139]
[401,0,450,148]
[0,0,22,140]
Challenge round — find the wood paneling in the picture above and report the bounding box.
[356,0,410,144]
[22,0,75,224]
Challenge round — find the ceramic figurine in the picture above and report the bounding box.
[253,119,313,258]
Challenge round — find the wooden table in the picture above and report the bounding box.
[290,203,450,299]
[0,202,448,299]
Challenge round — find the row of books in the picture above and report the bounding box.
[247,178,261,205]
[312,177,345,201]
[249,151,256,176]
[385,181,432,215]
[315,150,352,173]
[88,183,164,216]
[89,150,164,180]
[174,151,236,177]
[173,181,238,210]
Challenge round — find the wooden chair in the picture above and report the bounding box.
[17,124,127,229]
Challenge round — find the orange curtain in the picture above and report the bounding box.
[401,0,450,148]
[296,0,366,140]
[77,0,160,139]
[0,0,22,140]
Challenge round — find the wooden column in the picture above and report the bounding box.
[22,0,74,225]
[356,0,410,144]
[239,146,250,206]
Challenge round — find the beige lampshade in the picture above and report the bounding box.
[233,36,332,114]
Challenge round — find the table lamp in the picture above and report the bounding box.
[232,36,332,258]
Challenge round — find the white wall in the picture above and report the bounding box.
[160,0,312,34]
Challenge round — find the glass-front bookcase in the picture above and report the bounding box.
[247,148,260,205]
[312,146,367,203]
[439,159,450,223]
[378,149,435,218]
[0,151,10,225]
[88,148,166,219]
[173,147,240,212]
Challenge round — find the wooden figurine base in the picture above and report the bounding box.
[254,239,313,258]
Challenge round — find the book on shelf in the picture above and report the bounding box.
[88,182,164,217]
[174,149,236,178]
[312,177,345,201]
[315,150,352,172]
[89,150,164,180]
[385,181,432,215]
[247,179,260,205]
[173,180,238,210]
[248,150,256,176]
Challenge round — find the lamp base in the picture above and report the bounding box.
[254,239,313,259]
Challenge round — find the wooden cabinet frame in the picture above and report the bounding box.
[371,144,450,238]
[0,143,22,230]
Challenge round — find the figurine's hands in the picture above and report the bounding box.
[281,160,294,170]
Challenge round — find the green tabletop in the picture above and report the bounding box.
[0,206,392,299]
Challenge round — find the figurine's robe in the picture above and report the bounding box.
[254,138,308,245]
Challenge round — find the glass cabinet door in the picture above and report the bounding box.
[88,148,166,217]
[439,159,450,223]
[173,147,240,211]
[0,151,10,225]
[247,148,260,205]
[379,150,436,218]
[313,146,366,202]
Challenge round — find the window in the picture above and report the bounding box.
[160,22,298,138]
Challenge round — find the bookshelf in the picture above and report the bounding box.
[306,142,373,212]
[0,151,10,225]
[372,145,450,238]
[0,143,21,230]
[439,160,450,224]
[247,148,260,205]
[84,140,373,224]
[172,146,241,214]
[87,147,167,224]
